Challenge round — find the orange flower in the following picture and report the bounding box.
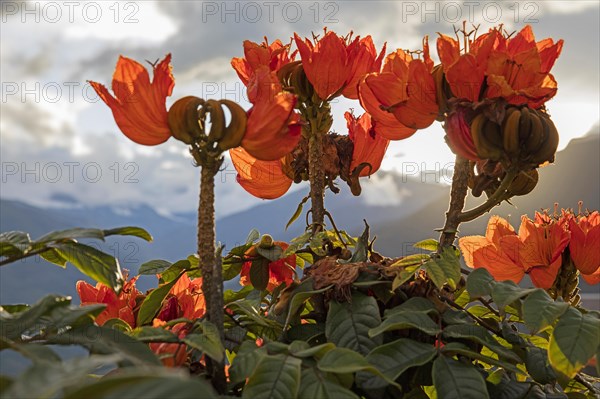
[240,241,296,291]
[568,211,600,276]
[294,31,349,100]
[76,273,141,327]
[359,37,438,132]
[149,323,190,367]
[231,38,295,86]
[229,147,292,199]
[346,112,389,176]
[485,25,563,108]
[444,108,479,161]
[242,67,302,161]
[170,274,206,320]
[437,29,500,102]
[460,214,570,289]
[89,54,174,145]
[342,35,387,99]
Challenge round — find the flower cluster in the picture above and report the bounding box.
[459,207,599,289]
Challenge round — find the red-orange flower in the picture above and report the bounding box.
[359,37,438,134]
[294,31,385,101]
[567,211,600,277]
[437,29,500,102]
[149,322,190,367]
[240,241,296,291]
[460,214,570,289]
[346,112,389,176]
[170,274,206,320]
[231,38,295,86]
[230,147,292,200]
[485,25,563,108]
[444,108,479,161]
[89,54,174,145]
[242,67,302,161]
[76,273,141,327]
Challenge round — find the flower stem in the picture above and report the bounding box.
[439,156,470,249]
[457,169,517,223]
[197,156,226,393]
[308,127,325,235]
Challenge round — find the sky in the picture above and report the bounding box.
[1,0,599,218]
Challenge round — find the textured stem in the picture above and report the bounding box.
[198,161,226,393]
[308,125,325,235]
[457,169,517,223]
[439,156,470,249]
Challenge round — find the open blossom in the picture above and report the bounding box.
[240,241,296,291]
[566,211,600,279]
[359,37,438,137]
[346,112,389,176]
[89,54,175,145]
[294,31,386,100]
[77,273,141,327]
[231,38,296,86]
[149,322,190,367]
[460,214,570,289]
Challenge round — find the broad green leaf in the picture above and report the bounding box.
[370,311,440,337]
[3,354,122,399]
[392,263,422,290]
[286,195,309,230]
[284,231,312,257]
[290,342,335,358]
[249,258,270,291]
[63,370,216,399]
[48,325,160,365]
[441,342,523,375]
[129,327,179,343]
[548,307,600,378]
[466,268,496,298]
[39,248,68,267]
[318,348,400,388]
[246,229,260,245]
[103,226,152,241]
[256,244,284,262]
[229,342,267,385]
[160,260,191,283]
[136,273,182,326]
[36,228,104,243]
[138,260,172,275]
[442,324,521,363]
[284,278,330,327]
[54,242,124,292]
[0,231,31,257]
[390,254,431,268]
[525,347,556,384]
[0,294,71,340]
[222,259,244,281]
[326,292,382,355]
[0,304,29,314]
[347,222,370,263]
[360,339,437,389]
[486,377,533,399]
[522,289,569,333]
[424,247,461,290]
[224,286,254,304]
[298,368,360,399]
[491,281,536,312]
[243,354,302,399]
[385,297,438,316]
[432,356,489,399]
[184,321,224,362]
[2,341,61,364]
[414,239,439,252]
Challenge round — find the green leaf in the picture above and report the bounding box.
[243,354,302,399]
[0,231,31,257]
[222,259,244,281]
[347,222,370,263]
[54,242,124,292]
[103,226,152,241]
[360,339,437,389]
[290,342,335,358]
[284,231,313,257]
[548,307,600,378]
[432,356,489,399]
[299,368,360,399]
[229,342,267,385]
[160,260,190,283]
[129,327,179,343]
[136,274,182,326]
[2,341,61,364]
[326,292,382,355]
[36,228,105,243]
[522,289,569,333]
[48,325,160,365]
[390,254,431,268]
[369,311,441,337]
[0,294,71,340]
[318,347,375,374]
[184,321,224,362]
[385,297,438,316]
[286,195,309,230]
[246,229,260,245]
[466,268,496,298]
[284,278,330,327]
[256,244,284,262]
[491,281,536,312]
[63,369,216,399]
[424,247,461,290]
[442,324,521,363]
[392,263,422,290]
[441,342,523,375]
[138,260,172,275]
[249,258,270,291]
[414,239,439,252]
[525,347,556,384]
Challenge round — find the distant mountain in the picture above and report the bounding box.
[1,132,598,306]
